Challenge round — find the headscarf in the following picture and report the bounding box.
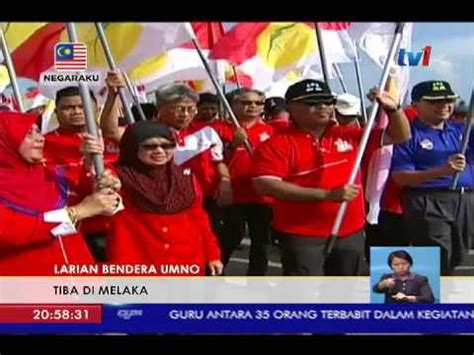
[116,121,195,214]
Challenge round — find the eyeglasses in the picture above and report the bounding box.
[139,142,176,151]
[169,106,198,115]
[237,100,265,106]
[300,99,337,107]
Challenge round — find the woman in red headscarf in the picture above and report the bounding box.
[0,111,120,275]
[82,121,224,276]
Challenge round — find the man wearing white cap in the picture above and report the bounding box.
[335,93,362,127]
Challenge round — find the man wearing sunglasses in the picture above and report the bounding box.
[214,88,275,276]
[390,81,473,276]
[252,79,411,276]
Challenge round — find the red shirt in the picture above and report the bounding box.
[44,130,85,204]
[44,129,119,204]
[0,204,94,276]
[106,178,221,275]
[174,122,224,198]
[267,116,291,134]
[217,120,274,204]
[252,122,383,237]
[44,129,119,235]
[380,177,404,214]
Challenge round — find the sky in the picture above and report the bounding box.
[2,22,473,107]
[335,22,474,105]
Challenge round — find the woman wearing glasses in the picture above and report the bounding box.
[100,83,232,269]
[82,121,223,276]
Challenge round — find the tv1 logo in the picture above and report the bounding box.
[397,45,432,66]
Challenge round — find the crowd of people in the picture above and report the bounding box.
[0,70,472,277]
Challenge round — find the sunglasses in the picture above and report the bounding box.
[237,100,265,106]
[424,99,456,105]
[300,99,337,107]
[139,142,176,151]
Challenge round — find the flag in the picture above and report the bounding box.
[0,65,10,93]
[264,67,311,97]
[54,42,87,71]
[23,87,51,112]
[0,93,17,111]
[40,100,58,134]
[349,22,414,104]
[3,23,66,81]
[342,22,414,224]
[132,84,147,103]
[210,22,354,91]
[138,22,226,93]
[364,72,403,224]
[2,23,195,98]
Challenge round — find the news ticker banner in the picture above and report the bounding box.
[0,277,472,304]
[0,304,472,334]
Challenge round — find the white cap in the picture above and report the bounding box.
[336,93,361,116]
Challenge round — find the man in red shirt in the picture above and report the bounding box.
[252,79,411,276]
[43,86,100,202]
[44,74,124,200]
[196,93,220,125]
[213,88,275,275]
[153,85,232,232]
[43,75,123,261]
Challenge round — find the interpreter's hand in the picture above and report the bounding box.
[380,278,395,289]
[233,127,248,147]
[95,169,121,193]
[326,184,360,202]
[392,292,408,301]
[80,132,104,156]
[208,260,224,276]
[215,179,233,206]
[75,189,122,220]
[106,70,125,94]
[367,87,398,112]
[443,153,466,174]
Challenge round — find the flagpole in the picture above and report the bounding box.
[0,27,24,112]
[314,22,329,84]
[66,22,105,175]
[232,65,241,89]
[451,87,474,189]
[220,61,227,120]
[94,23,136,124]
[324,22,406,260]
[122,71,148,121]
[333,63,347,93]
[220,84,227,120]
[353,42,368,124]
[191,37,253,154]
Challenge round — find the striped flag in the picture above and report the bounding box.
[54,42,87,71]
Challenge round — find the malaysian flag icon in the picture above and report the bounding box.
[54,42,87,71]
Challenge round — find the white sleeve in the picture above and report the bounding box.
[43,208,77,237]
[210,128,224,162]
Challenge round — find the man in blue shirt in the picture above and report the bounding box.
[391,81,473,275]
